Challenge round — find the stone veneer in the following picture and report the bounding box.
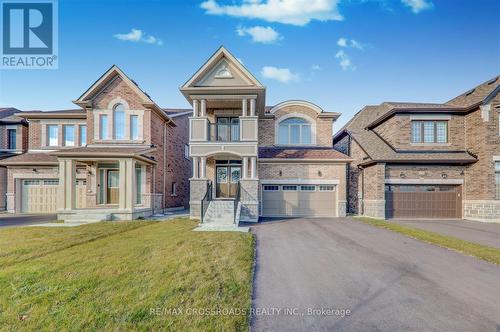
[239,179,259,222]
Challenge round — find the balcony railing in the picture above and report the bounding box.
[208,123,240,142]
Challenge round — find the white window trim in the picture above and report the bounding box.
[274,112,316,146]
[93,99,144,142]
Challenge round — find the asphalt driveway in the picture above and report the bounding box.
[0,214,57,228]
[251,217,500,331]
[391,218,500,248]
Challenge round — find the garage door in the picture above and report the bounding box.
[385,185,462,219]
[22,179,59,213]
[261,184,337,217]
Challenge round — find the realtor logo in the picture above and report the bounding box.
[1,0,58,69]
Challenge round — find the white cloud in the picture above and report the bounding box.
[401,0,433,13]
[335,50,355,71]
[311,64,321,70]
[337,37,364,50]
[261,66,300,83]
[113,29,163,46]
[201,0,342,26]
[236,26,282,43]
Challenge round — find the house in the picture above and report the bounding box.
[0,108,29,210]
[333,76,500,222]
[181,47,351,224]
[0,66,191,221]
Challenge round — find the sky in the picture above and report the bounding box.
[0,0,499,131]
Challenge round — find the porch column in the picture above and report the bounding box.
[58,159,76,211]
[250,98,256,116]
[119,159,127,210]
[242,99,248,117]
[126,159,136,210]
[192,157,199,179]
[242,157,249,179]
[200,99,207,117]
[193,99,199,117]
[200,156,207,179]
[250,157,257,179]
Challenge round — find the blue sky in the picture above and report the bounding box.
[0,0,499,131]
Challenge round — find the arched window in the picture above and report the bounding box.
[113,103,125,139]
[278,117,312,145]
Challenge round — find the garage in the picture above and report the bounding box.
[261,183,338,217]
[385,184,462,219]
[21,179,59,213]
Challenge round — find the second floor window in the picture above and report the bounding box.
[63,125,75,146]
[79,125,87,146]
[100,115,108,139]
[278,117,312,145]
[7,129,16,149]
[47,125,58,146]
[411,120,448,143]
[114,104,125,139]
[130,115,138,140]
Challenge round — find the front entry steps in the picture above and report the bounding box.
[194,200,249,232]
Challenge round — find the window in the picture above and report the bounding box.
[79,125,87,146]
[300,185,316,191]
[496,162,500,200]
[7,129,16,149]
[136,167,142,204]
[215,117,240,142]
[44,180,59,185]
[319,185,335,191]
[411,121,448,143]
[23,180,40,186]
[263,185,279,191]
[100,115,108,139]
[184,145,189,160]
[63,125,75,146]
[278,118,312,145]
[47,125,58,146]
[282,185,298,191]
[130,115,139,140]
[114,104,125,139]
[171,182,177,196]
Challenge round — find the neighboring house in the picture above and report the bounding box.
[182,47,350,223]
[333,76,500,222]
[0,108,29,210]
[0,66,191,220]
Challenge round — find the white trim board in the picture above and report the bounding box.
[385,178,464,185]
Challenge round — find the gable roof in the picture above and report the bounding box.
[447,75,499,107]
[0,108,27,124]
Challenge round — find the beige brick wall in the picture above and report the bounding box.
[385,165,466,180]
[363,163,386,201]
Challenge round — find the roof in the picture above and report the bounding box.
[51,146,154,156]
[447,76,500,107]
[0,152,58,165]
[259,147,351,160]
[19,109,87,119]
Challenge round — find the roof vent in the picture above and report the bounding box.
[487,77,498,85]
[465,89,475,96]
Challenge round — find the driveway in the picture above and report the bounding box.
[0,214,57,228]
[391,218,500,248]
[251,217,500,331]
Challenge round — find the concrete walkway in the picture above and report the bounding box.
[251,217,500,331]
[391,218,500,248]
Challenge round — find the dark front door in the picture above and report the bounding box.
[216,166,241,198]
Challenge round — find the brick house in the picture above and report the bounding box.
[333,76,500,222]
[183,47,351,225]
[0,108,29,210]
[0,66,191,220]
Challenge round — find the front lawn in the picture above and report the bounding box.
[0,218,254,331]
[355,217,500,265]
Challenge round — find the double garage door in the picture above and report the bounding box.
[261,183,337,217]
[385,184,462,219]
[21,179,86,213]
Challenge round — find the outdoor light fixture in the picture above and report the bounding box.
[441,173,448,179]
[32,168,37,173]
[279,170,282,176]
[400,172,406,179]
[318,170,322,177]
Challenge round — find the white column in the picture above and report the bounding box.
[58,160,66,210]
[119,159,127,210]
[242,99,248,117]
[200,156,207,179]
[242,157,249,179]
[193,99,199,117]
[200,99,207,117]
[192,157,199,179]
[250,98,256,116]
[251,157,257,179]
[126,159,135,210]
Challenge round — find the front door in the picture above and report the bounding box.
[107,170,119,204]
[216,166,241,198]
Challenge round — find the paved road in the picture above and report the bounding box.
[0,214,57,228]
[251,217,500,332]
[392,218,500,248]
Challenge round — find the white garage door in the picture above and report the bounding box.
[22,179,59,213]
[261,184,337,217]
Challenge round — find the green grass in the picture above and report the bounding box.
[355,217,500,265]
[0,218,254,331]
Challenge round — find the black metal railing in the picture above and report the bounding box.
[201,181,212,224]
[208,123,240,142]
[234,182,241,224]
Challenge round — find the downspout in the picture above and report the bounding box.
[163,123,167,213]
[358,165,364,215]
